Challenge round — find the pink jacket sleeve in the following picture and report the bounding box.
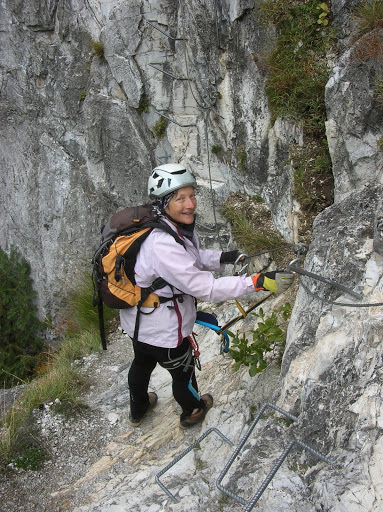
[149,232,254,303]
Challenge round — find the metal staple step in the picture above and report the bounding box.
[155,427,234,503]
[216,402,333,511]
[155,403,333,509]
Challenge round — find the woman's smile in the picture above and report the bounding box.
[165,186,197,224]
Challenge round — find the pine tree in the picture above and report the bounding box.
[0,246,45,388]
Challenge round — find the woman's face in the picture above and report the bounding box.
[165,186,197,225]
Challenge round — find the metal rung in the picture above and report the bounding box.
[149,63,188,80]
[216,403,332,511]
[155,427,234,503]
[154,110,196,128]
[146,20,185,40]
[242,439,333,511]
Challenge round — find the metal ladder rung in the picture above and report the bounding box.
[155,403,332,509]
[216,403,332,511]
[155,427,234,503]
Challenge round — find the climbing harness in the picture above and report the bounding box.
[159,344,194,372]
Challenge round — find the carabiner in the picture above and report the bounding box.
[288,257,303,269]
[233,253,249,276]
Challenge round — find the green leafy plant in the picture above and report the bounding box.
[79,90,86,101]
[228,303,292,377]
[153,117,168,138]
[0,247,46,388]
[316,2,329,25]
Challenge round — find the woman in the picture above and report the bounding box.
[120,163,293,429]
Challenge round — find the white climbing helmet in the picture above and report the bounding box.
[148,163,197,199]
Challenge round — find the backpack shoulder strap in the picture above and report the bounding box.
[143,219,186,248]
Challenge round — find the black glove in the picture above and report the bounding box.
[253,271,294,294]
[220,250,241,264]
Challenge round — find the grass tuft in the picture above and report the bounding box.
[353,0,383,37]
[91,40,104,58]
[0,271,116,469]
[221,194,285,257]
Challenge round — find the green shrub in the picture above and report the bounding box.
[153,117,168,138]
[211,144,223,154]
[228,303,292,377]
[0,247,46,388]
[316,2,329,26]
[138,96,150,113]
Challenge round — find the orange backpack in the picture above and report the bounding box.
[92,204,184,348]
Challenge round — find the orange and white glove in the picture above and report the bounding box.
[252,271,294,294]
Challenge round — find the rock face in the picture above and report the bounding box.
[1,0,383,511]
[0,0,300,322]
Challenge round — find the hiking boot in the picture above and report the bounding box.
[128,392,158,427]
[180,394,213,429]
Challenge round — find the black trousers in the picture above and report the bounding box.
[128,337,204,420]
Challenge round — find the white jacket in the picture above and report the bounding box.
[120,219,255,347]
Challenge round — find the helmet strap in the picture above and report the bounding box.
[164,212,196,233]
